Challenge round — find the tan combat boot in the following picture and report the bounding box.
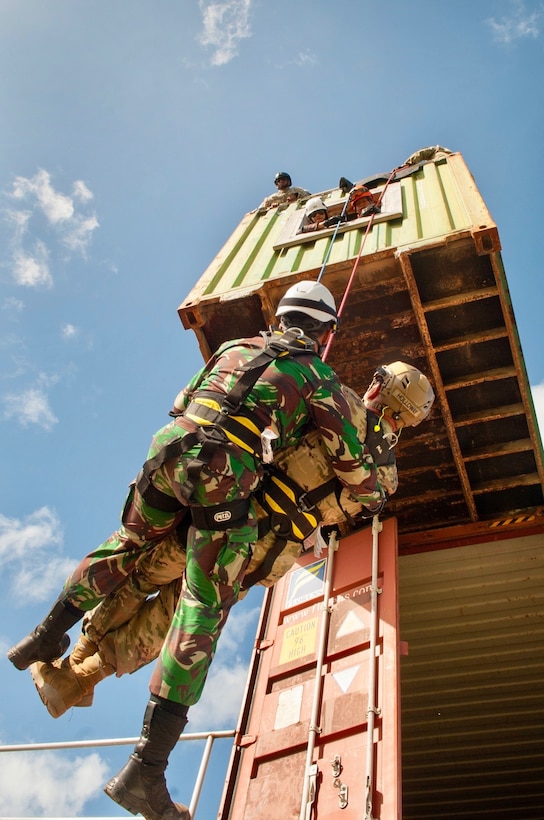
[30,647,114,718]
[66,634,100,707]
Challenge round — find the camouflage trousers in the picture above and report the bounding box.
[62,417,260,706]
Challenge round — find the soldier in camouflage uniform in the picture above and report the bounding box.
[7,280,387,820]
[30,366,435,719]
[255,170,311,212]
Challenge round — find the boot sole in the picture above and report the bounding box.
[74,693,94,707]
[104,776,191,820]
[6,647,29,671]
[104,776,145,816]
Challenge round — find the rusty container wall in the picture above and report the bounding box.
[177,150,544,817]
[218,518,401,820]
[178,152,498,361]
[177,150,544,538]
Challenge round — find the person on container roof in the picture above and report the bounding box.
[298,196,329,232]
[255,170,311,212]
[7,279,389,820]
[29,362,434,720]
[297,195,347,233]
[346,182,381,219]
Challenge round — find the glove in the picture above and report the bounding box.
[324,215,346,227]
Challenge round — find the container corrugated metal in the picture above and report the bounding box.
[399,533,544,819]
[177,151,544,539]
[219,519,401,820]
[176,150,544,818]
[178,152,498,343]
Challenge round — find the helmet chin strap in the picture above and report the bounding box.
[373,405,388,432]
[372,404,403,447]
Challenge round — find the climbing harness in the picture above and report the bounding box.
[136,328,319,526]
[241,468,338,590]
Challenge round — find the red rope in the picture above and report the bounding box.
[321,166,406,363]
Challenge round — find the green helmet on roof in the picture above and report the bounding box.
[274,171,292,186]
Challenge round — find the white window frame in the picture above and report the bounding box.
[272,182,403,251]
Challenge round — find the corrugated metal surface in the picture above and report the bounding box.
[177,150,544,817]
[179,154,493,309]
[219,520,401,820]
[177,152,544,541]
[399,534,544,818]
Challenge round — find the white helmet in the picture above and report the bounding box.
[304,196,328,219]
[364,361,435,427]
[276,280,338,325]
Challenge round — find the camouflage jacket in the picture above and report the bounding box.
[173,333,384,507]
[258,186,311,210]
[274,384,397,528]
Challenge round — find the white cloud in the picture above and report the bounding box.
[12,168,75,224]
[198,0,253,66]
[2,296,25,312]
[0,749,109,816]
[0,506,62,563]
[293,49,318,66]
[0,507,76,603]
[12,242,52,288]
[190,658,252,729]
[531,382,544,438]
[73,179,94,202]
[13,552,78,602]
[3,386,59,430]
[486,2,542,44]
[5,206,32,240]
[3,168,99,287]
[217,603,261,655]
[61,212,100,253]
[62,323,79,339]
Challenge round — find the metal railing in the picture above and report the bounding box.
[0,729,235,819]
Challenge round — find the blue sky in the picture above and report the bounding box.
[1,0,543,816]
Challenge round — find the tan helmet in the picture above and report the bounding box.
[364,361,435,427]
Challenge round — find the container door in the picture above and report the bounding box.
[219,517,401,820]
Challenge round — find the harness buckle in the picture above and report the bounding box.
[298,492,316,513]
[220,399,238,415]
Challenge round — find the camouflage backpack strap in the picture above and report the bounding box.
[219,328,316,414]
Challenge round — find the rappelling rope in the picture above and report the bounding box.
[314,194,352,283]
[319,166,407,362]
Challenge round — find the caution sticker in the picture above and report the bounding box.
[279,616,318,665]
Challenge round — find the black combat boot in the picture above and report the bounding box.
[104,696,191,820]
[7,599,83,671]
